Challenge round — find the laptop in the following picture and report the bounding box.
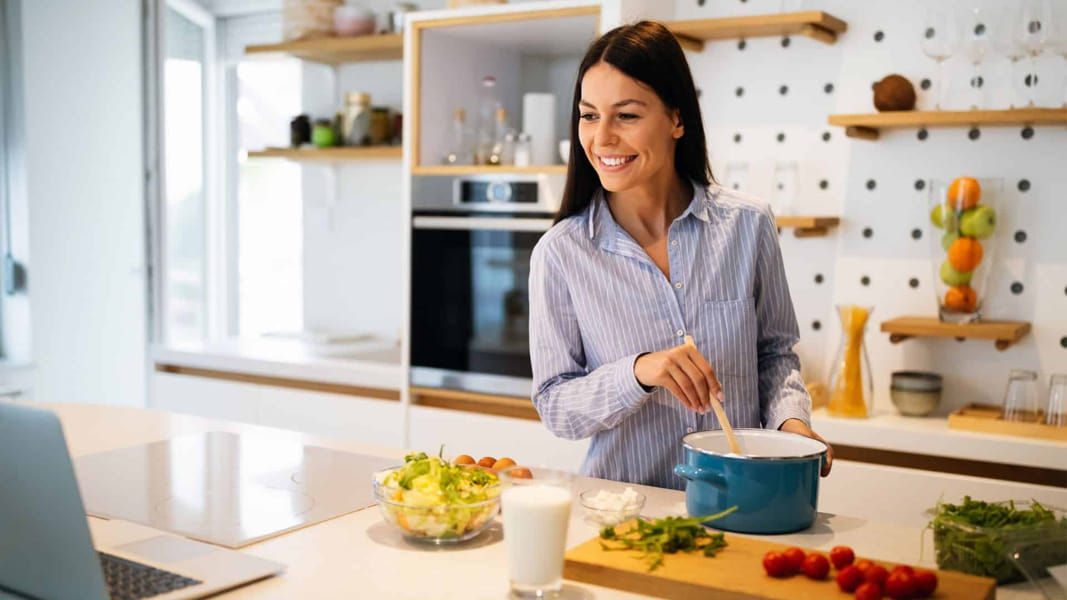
[0,403,285,600]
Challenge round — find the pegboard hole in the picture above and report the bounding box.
[911,228,923,240]
[920,78,932,90]
[861,275,871,286]
[781,36,791,48]
[776,132,786,143]
[814,273,824,284]
[909,278,920,289]
[1061,336,1067,348]
[735,86,744,97]
[866,179,877,190]
[824,82,834,94]
[1022,126,1034,139]
[737,39,747,51]
[733,133,742,144]
[918,128,929,141]
[874,30,885,42]
[968,127,981,141]
[819,179,829,190]
[862,227,873,239]
[812,320,821,331]
[914,179,926,191]
[1014,230,1027,244]
[822,131,831,142]
[1018,179,1031,192]
[779,84,789,96]
[1011,282,1024,295]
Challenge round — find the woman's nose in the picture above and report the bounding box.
[595,120,618,144]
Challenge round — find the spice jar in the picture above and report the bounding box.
[341,92,372,146]
[369,107,392,146]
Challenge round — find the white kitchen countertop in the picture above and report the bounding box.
[14,401,1060,600]
[151,337,403,392]
[811,408,1067,472]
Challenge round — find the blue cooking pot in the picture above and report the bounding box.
[674,429,827,534]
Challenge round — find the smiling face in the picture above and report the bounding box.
[578,61,684,194]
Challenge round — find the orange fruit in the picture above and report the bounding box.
[944,285,978,313]
[947,237,983,272]
[947,177,981,211]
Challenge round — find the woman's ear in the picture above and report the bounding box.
[671,109,684,139]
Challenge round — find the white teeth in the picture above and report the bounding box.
[600,155,635,167]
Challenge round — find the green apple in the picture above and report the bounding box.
[941,230,960,251]
[959,205,996,239]
[940,260,973,286]
[930,204,960,230]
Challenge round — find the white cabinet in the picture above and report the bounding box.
[150,372,404,448]
[408,404,589,471]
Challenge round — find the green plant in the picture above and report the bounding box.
[599,506,736,571]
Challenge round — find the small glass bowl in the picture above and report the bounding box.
[372,467,501,544]
[579,489,646,527]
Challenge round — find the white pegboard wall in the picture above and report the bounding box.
[670,0,1067,415]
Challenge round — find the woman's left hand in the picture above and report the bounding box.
[779,419,833,477]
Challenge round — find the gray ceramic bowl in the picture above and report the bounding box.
[890,371,942,416]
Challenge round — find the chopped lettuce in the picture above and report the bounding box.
[375,452,500,540]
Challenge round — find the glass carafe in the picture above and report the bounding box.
[827,305,874,418]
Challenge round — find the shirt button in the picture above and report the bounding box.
[676,329,684,337]
[671,239,678,246]
[675,282,683,289]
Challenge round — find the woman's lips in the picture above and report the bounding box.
[595,154,637,173]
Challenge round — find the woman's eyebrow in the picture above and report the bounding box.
[579,99,647,109]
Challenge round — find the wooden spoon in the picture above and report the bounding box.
[684,335,742,455]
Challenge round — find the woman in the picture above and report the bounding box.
[528,21,832,490]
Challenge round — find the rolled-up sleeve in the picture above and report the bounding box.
[529,240,650,440]
[753,209,812,430]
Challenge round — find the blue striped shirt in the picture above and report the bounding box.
[529,183,811,490]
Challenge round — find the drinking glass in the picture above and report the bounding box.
[772,161,798,216]
[500,467,574,599]
[1015,0,1053,107]
[1003,369,1040,423]
[723,161,750,193]
[958,5,999,109]
[921,4,958,110]
[1047,374,1066,427]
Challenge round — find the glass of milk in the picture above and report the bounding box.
[500,467,574,599]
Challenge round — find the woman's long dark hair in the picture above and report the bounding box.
[556,21,713,224]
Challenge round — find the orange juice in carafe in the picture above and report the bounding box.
[827,305,874,418]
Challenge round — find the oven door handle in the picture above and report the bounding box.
[412,216,554,232]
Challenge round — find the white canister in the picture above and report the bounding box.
[522,93,557,166]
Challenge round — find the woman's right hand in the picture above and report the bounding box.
[634,344,723,414]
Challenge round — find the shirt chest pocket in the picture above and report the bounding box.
[699,297,757,378]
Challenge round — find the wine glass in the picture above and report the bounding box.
[1015,0,1053,107]
[993,5,1029,108]
[921,4,958,110]
[958,5,999,110]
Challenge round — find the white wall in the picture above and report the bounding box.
[18,0,146,406]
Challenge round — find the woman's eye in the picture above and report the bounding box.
[579,113,597,122]
[618,113,639,121]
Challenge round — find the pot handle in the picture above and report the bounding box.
[673,464,727,489]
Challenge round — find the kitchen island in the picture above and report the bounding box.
[20,400,1064,599]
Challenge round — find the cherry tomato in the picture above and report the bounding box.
[885,571,917,599]
[763,551,790,578]
[913,570,939,598]
[854,559,875,574]
[864,565,889,589]
[802,553,831,580]
[782,547,806,574]
[855,582,883,600]
[836,565,865,593]
[831,545,856,570]
[891,565,915,578]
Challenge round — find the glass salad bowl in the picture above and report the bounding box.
[372,453,502,544]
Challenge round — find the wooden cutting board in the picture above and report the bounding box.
[563,529,995,600]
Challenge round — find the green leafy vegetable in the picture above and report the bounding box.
[598,506,738,571]
[928,496,1066,583]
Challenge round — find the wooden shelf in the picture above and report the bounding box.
[880,317,1031,351]
[412,165,568,176]
[949,404,1067,442]
[665,11,848,51]
[248,146,402,162]
[829,108,1067,141]
[244,34,403,65]
[775,216,839,238]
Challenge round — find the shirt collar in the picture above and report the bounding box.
[587,181,710,249]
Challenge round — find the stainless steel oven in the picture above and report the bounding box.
[409,175,559,398]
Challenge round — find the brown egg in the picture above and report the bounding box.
[477,456,497,468]
[492,457,516,470]
[508,467,533,479]
[453,454,475,465]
